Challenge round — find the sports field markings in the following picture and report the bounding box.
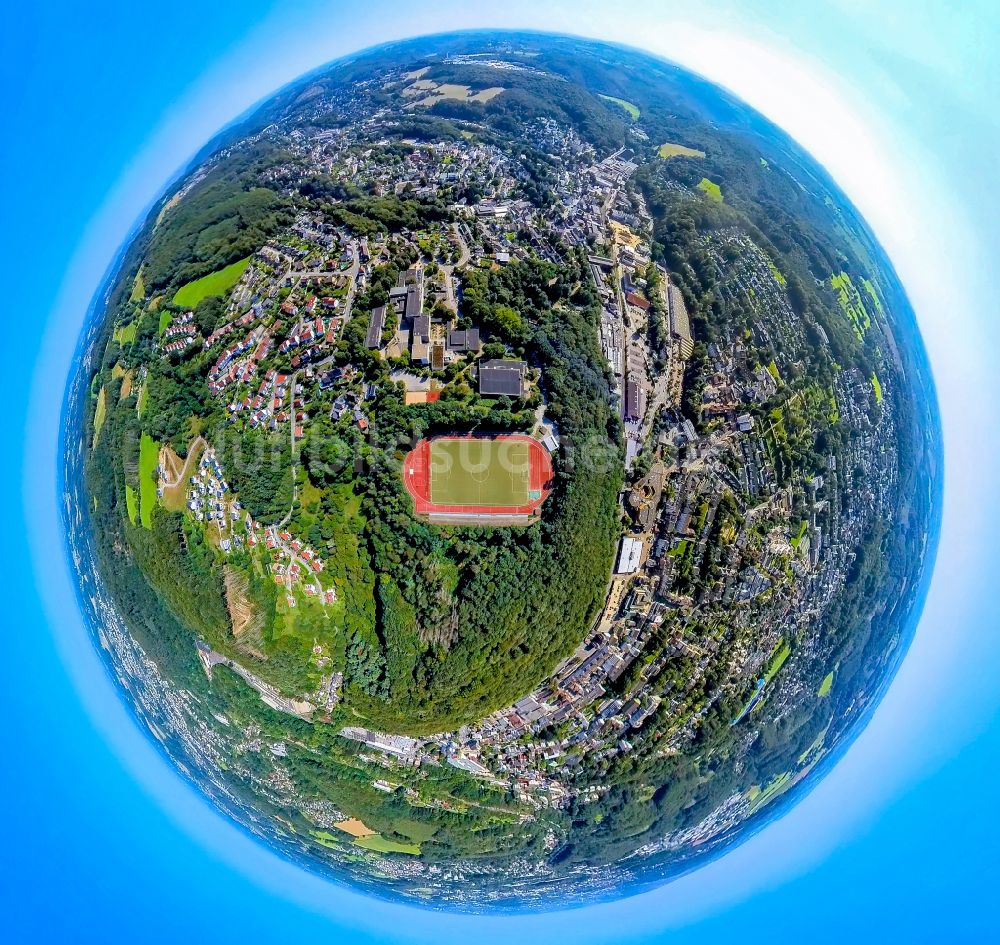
[429,438,530,508]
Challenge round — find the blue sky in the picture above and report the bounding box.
[3,1,1000,941]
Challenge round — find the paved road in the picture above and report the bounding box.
[441,224,470,313]
[158,435,207,490]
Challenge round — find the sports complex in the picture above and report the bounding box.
[402,434,554,522]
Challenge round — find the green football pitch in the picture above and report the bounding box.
[429,438,531,507]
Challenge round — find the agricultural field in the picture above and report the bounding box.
[130,268,145,302]
[405,80,505,108]
[92,386,107,449]
[119,369,134,400]
[657,141,705,159]
[354,834,421,855]
[172,256,251,309]
[138,432,159,529]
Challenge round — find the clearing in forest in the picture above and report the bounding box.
[658,141,705,159]
[599,94,640,119]
[403,434,553,520]
[173,256,251,308]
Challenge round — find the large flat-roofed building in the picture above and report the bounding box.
[479,359,526,397]
[447,328,481,353]
[625,377,641,420]
[667,281,694,360]
[405,283,422,320]
[616,536,644,574]
[365,306,385,349]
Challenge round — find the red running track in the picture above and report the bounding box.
[402,434,554,517]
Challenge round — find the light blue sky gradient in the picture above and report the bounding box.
[3,2,1000,940]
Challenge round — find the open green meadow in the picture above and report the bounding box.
[158,310,172,336]
[871,372,883,404]
[113,321,137,346]
[697,178,724,203]
[92,386,107,449]
[429,438,530,507]
[764,639,791,685]
[138,432,159,529]
[598,94,640,119]
[125,484,138,526]
[658,141,705,159]
[173,256,251,308]
[130,268,145,303]
[818,671,834,697]
[354,834,421,856]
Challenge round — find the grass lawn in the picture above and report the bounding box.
[311,831,342,850]
[114,321,137,346]
[429,438,530,507]
[598,94,640,119]
[125,484,138,525]
[138,432,159,529]
[763,640,791,685]
[92,386,107,449]
[354,834,421,856]
[391,819,439,844]
[697,178,724,203]
[411,82,504,106]
[818,671,834,697]
[137,382,149,417]
[658,141,705,159]
[173,256,251,308]
[130,268,145,303]
[158,310,172,336]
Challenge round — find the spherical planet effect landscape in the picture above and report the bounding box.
[63,31,941,911]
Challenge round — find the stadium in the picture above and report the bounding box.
[402,434,554,523]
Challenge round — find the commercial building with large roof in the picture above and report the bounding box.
[478,359,526,397]
[365,306,385,349]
